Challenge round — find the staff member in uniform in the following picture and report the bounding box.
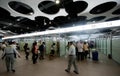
[65,41,79,74]
[2,41,21,72]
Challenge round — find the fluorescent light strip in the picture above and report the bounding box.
[2,20,120,40]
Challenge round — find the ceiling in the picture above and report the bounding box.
[0,0,120,37]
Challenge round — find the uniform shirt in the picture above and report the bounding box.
[68,44,76,55]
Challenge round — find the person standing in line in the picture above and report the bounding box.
[51,43,55,55]
[16,43,20,51]
[88,41,94,58]
[49,43,56,60]
[39,42,45,60]
[83,42,89,59]
[76,41,84,61]
[65,41,79,74]
[1,41,21,72]
[23,43,30,60]
[32,41,38,64]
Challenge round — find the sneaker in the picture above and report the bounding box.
[12,69,15,72]
[65,69,70,73]
[73,70,79,74]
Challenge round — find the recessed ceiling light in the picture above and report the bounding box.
[44,22,47,26]
[20,29,23,31]
[16,18,21,21]
[9,23,13,25]
[29,12,34,15]
[44,19,47,25]
[55,0,60,4]
[3,26,6,28]
[27,27,29,29]
[49,21,51,24]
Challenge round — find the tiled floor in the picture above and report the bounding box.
[0,52,120,76]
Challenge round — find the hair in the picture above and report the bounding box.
[8,41,12,45]
[25,43,28,45]
[69,41,73,44]
[42,42,45,44]
[53,43,55,45]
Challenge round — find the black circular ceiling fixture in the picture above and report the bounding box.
[74,16,87,25]
[53,16,68,24]
[0,7,10,17]
[106,17,120,21]
[112,8,120,15]
[21,19,37,28]
[35,16,50,25]
[88,16,106,22]
[38,1,60,14]
[8,1,34,15]
[90,1,117,14]
[35,16,51,30]
[14,17,38,30]
[64,1,88,14]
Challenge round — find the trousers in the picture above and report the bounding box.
[67,55,78,72]
[5,54,15,71]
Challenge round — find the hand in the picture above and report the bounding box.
[18,55,21,58]
[1,57,4,60]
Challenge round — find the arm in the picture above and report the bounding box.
[68,46,72,55]
[14,48,21,58]
[1,49,5,59]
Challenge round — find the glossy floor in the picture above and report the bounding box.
[0,53,120,76]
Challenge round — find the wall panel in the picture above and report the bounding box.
[112,37,120,64]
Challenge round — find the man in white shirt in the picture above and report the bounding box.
[76,41,84,61]
[65,41,79,74]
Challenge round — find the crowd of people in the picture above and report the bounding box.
[0,41,50,72]
[66,41,94,61]
[0,40,94,74]
[65,41,94,74]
